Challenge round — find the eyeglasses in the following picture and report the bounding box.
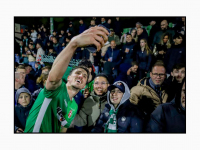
[94,82,108,86]
[152,73,165,78]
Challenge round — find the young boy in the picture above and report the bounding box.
[14,88,34,133]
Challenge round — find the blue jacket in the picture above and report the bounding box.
[122,42,136,64]
[53,43,62,55]
[164,45,186,74]
[79,24,87,34]
[136,50,152,71]
[91,81,144,133]
[104,47,122,68]
[114,63,132,84]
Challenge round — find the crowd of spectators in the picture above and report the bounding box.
[14,17,186,133]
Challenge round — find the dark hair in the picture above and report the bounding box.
[151,60,166,72]
[78,59,93,70]
[69,66,89,83]
[172,63,185,71]
[173,33,183,39]
[36,42,42,47]
[131,61,139,67]
[126,33,132,37]
[94,73,110,84]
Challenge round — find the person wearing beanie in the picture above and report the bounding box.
[14,88,35,133]
[146,78,185,133]
[91,81,144,133]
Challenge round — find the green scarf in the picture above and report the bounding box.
[104,108,118,133]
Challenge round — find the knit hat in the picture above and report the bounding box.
[108,82,125,93]
[15,88,32,104]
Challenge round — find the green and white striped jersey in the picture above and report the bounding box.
[24,81,78,133]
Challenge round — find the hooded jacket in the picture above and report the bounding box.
[91,81,144,133]
[73,90,108,130]
[130,78,168,118]
[146,80,186,133]
[14,88,35,132]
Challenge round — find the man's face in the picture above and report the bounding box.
[126,35,132,43]
[90,20,95,26]
[16,69,26,77]
[181,82,186,108]
[93,77,110,96]
[108,19,111,24]
[61,30,64,35]
[150,66,166,85]
[137,28,143,36]
[53,32,56,36]
[110,31,114,36]
[101,18,105,23]
[25,66,32,75]
[116,17,119,21]
[67,68,88,90]
[174,36,183,45]
[171,67,185,83]
[79,20,83,24]
[131,65,138,73]
[136,23,141,29]
[110,41,116,49]
[29,44,33,50]
[18,93,30,107]
[110,88,124,107]
[52,38,57,44]
[160,20,168,30]
[16,72,25,85]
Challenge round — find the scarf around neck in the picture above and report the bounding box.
[104,108,118,133]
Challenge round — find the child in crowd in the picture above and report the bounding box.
[14,88,35,133]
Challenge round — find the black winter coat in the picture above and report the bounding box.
[14,100,34,132]
[91,100,144,133]
[164,44,186,74]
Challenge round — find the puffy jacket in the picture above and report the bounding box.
[92,81,144,133]
[130,78,168,117]
[73,91,107,132]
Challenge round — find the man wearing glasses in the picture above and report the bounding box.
[73,73,110,132]
[129,61,168,121]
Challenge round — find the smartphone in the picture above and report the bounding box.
[85,24,110,53]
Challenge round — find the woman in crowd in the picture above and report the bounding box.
[91,81,144,133]
[152,33,171,63]
[136,39,152,80]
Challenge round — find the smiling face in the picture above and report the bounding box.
[126,35,132,43]
[93,76,110,96]
[110,88,124,108]
[67,68,88,90]
[163,35,169,43]
[171,67,185,83]
[150,66,166,85]
[18,93,30,107]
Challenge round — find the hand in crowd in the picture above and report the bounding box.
[83,88,90,98]
[71,26,109,51]
[93,53,97,56]
[16,128,24,133]
[159,50,165,55]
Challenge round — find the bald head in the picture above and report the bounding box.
[161,20,168,30]
[110,40,116,49]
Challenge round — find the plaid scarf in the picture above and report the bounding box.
[104,108,118,133]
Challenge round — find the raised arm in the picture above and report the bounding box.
[46,26,109,90]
